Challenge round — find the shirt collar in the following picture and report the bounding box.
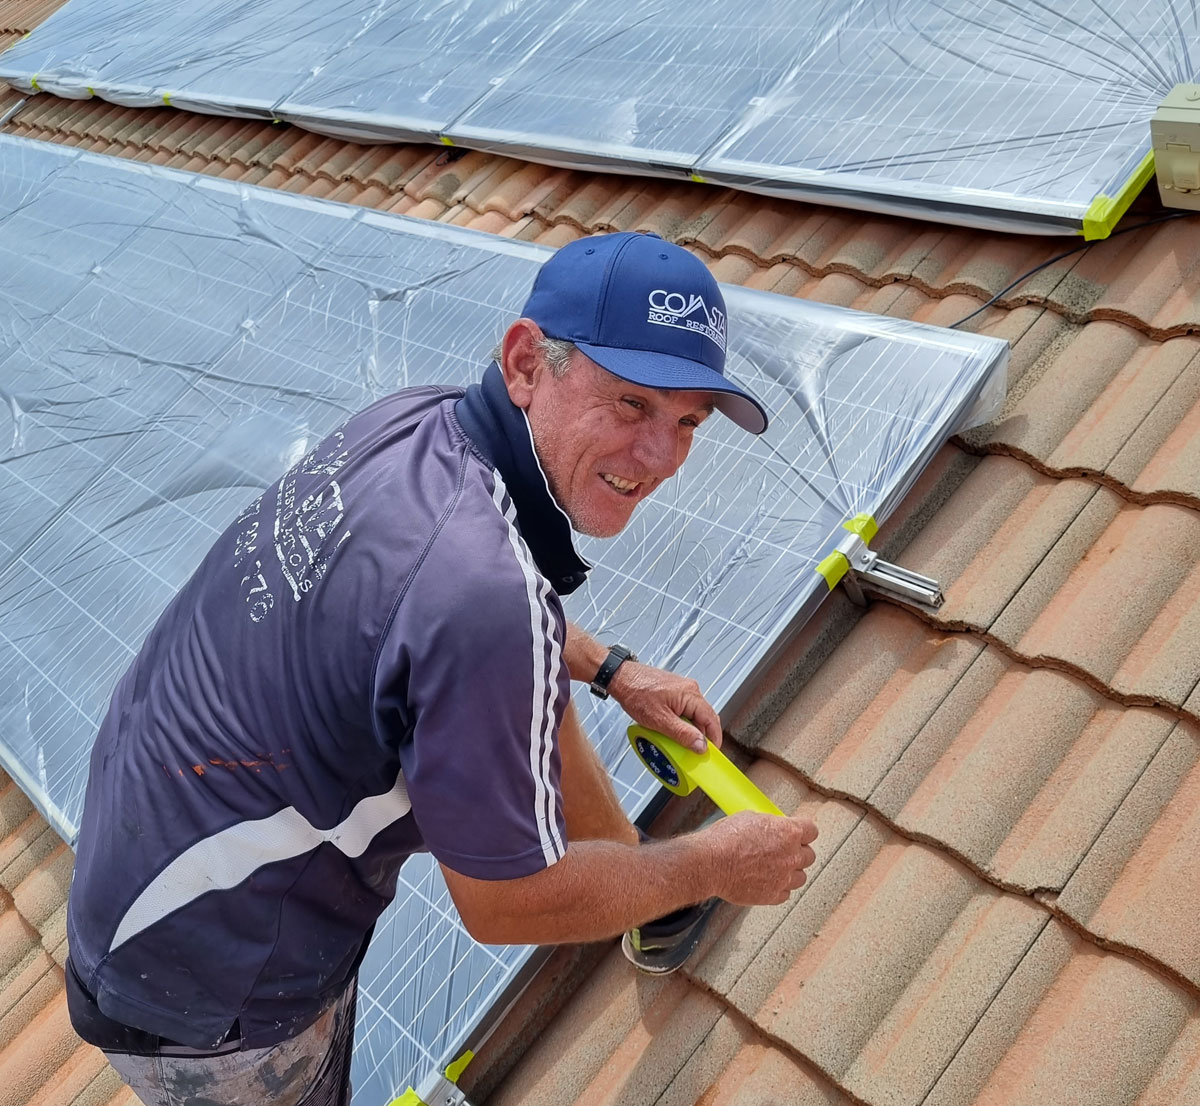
[454,362,592,596]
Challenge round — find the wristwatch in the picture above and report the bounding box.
[589,644,637,699]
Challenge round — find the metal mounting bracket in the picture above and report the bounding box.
[816,513,943,610]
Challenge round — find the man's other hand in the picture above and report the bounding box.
[607,661,722,752]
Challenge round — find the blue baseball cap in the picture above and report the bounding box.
[521,232,768,434]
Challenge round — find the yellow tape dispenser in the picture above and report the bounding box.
[627,725,782,816]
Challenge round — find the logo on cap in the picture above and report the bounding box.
[646,289,727,354]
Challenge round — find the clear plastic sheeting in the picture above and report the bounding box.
[0,133,1006,1103]
[1,0,1196,234]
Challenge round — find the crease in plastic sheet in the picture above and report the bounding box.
[0,133,1006,1104]
[2,0,1198,234]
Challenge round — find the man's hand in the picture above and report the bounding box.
[607,660,722,752]
[700,811,818,905]
[562,621,722,752]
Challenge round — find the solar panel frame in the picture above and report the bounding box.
[0,134,1007,1102]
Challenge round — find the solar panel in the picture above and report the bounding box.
[1,0,1193,233]
[0,133,1006,1102]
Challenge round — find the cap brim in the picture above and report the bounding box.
[576,342,769,435]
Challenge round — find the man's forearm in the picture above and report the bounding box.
[444,836,717,946]
[441,812,818,947]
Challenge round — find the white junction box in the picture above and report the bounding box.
[1152,83,1200,212]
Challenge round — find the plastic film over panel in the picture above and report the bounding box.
[2,0,1197,232]
[0,135,1006,1103]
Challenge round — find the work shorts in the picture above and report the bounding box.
[80,974,357,1106]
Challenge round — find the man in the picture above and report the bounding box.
[64,231,819,1106]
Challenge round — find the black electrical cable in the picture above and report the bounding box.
[949,209,1199,329]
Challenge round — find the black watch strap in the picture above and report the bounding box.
[589,644,637,699]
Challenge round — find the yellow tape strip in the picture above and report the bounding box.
[439,135,455,146]
[162,92,172,106]
[387,1091,425,1106]
[816,550,849,590]
[690,172,706,184]
[1081,150,1156,241]
[30,75,39,91]
[842,512,878,544]
[445,1050,474,1084]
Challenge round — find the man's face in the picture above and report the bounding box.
[522,352,715,538]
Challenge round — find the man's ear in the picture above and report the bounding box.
[498,318,545,410]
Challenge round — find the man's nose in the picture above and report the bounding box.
[631,423,683,478]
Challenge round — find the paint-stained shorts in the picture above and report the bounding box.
[103,982,356,1106]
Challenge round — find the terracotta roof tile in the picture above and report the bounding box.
[898,454,1100,630]
[355,146,435,193]
[655,1013,852,1106]
[700,817,1047,1106]
[1056,721,1200,988]
[0,817,58,896]
[6,12,1200,1101]
[0,910,41,1000]
[286,136,357,182]
[549,176,637,231]
[23,1045,116,1106]
[966,323,1200,500]
[993,500,1200,709]
[871,647,1175,893]
[924,923,1200,1106]
[624,189,722,245]
[0,995,93,1106]
[402,149,497,206]
[486,950,725,1106]
[250,128,331,174]
[761,604,985,801]
[1076,218,1200,337]
[1112,363,1200,504]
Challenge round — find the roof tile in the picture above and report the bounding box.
[968,323,1200,491]
[23,1045,117,1106]
[402,149,496,206]
[1114,363,1200,504]
[0,948,58,1050]
[1056,721,1200,988]
[485,949,724,1106]
[9,842,70,934]
[899,455,1101,630]
[1078,218,1200,337]
[656,1013,852,1106]
[349,145,430,192]
[760,604,985,802]
[0,996,90,1106]
[0,818,58,896]
[706,818,1047,1106]
[995,500,1200,708]
[690,764,864,999]
[470,162,567,222]
[925,923,1199,1106]
[872,646,1175,892]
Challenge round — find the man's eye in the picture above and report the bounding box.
[623,398,644,411]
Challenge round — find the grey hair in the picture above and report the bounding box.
[491,336,578,378]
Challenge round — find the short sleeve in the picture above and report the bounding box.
[371,474,570,880]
